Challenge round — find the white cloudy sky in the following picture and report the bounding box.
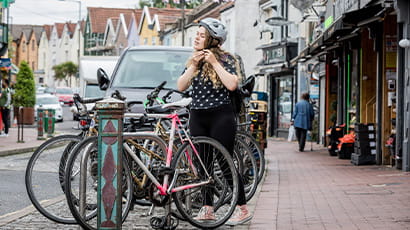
[10,0,141,25]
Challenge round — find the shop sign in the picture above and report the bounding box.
[310,84,319,99]
[0,58,11,68]
[263,46,285,65]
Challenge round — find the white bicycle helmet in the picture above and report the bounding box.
[198,18,227,45]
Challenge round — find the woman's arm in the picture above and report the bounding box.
[203,50,238,91]
[177,51,205,91]
[177,65,197,91]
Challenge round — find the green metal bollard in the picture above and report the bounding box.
[37,108,45,140]
[96,98,125,229]
[46,109,55,137]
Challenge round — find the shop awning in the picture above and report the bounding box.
[309,35,324,56]
[343,4,385,27]
[290,46,309,67]
[323,17,354,44]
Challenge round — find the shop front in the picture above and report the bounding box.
[255,41,297,138]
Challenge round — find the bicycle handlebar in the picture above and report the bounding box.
[73,94,104,104]
[111,90,126,101]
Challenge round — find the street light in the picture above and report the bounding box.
[58,0,81,87]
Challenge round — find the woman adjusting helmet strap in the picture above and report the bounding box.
[198,18,227,46]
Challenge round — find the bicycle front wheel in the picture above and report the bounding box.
[25,134,83,224]
[171,136,239,229]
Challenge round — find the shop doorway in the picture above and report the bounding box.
[269,75,293,138]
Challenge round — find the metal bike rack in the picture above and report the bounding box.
[95,98,125,229]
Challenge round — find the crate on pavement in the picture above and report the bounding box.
[248,102,267,149]
[249,100,267,113]
[351,152,376,165]
[354,123,375,133]
[355,132,376,140]
[352,123,377,165]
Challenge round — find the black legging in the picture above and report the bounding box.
[1,107,10,134]
[295,127,307,151]
[189,103,246,206]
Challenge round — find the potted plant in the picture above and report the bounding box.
[14,61,36,125]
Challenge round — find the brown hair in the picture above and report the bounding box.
[302,93,310,100]
[186,27,240,88]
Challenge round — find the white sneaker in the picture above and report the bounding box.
[225,205,252,226]
[194,206,216,221]
[0,133,6,137]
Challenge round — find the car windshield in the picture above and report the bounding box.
[56,88,73,94]
[85,85,106,98]
[37,96,59,105]
[111,50,191,89]
[44,87,55,94]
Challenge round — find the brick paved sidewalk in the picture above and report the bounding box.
[250,139,410,230]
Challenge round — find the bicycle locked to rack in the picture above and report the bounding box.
[25,81,263,230]
[63,87,240,230]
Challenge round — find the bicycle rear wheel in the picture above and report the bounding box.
[171,136,239,229]
[64,136,133,230]
[234,137,258,201]
[25,134,83,224]
[236,131,265,183]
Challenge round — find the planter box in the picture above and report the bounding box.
[15,107,35,125]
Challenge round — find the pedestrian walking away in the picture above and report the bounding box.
[177,17,252,226]
[291,92,314,152]
[0,79,12,137]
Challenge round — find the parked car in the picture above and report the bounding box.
[35,94,64,122]
[36,86,46,94]
[55,87,74,106]
[97,46,193,112]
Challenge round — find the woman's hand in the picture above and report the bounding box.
[203,49,218,65]
[191,50,205,67]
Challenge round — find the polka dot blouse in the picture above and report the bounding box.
[190,54,237,110]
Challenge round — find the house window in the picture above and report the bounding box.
[152,37,156,45]
[32,62,35,70]
[144,38,148,45]
[22,43,26,52]
[32,40,35,51]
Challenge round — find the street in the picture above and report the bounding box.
[0,106,78,217]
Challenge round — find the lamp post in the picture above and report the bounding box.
[181,0,185,46]
[58,0,81,87]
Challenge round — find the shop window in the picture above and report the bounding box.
[277,78,293,129]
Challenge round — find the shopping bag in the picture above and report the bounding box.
[288,125,295,142]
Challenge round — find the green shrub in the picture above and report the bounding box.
[14,61,35,107]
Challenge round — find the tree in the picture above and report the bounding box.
[14,61,36,107]
[52,61,78,87]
